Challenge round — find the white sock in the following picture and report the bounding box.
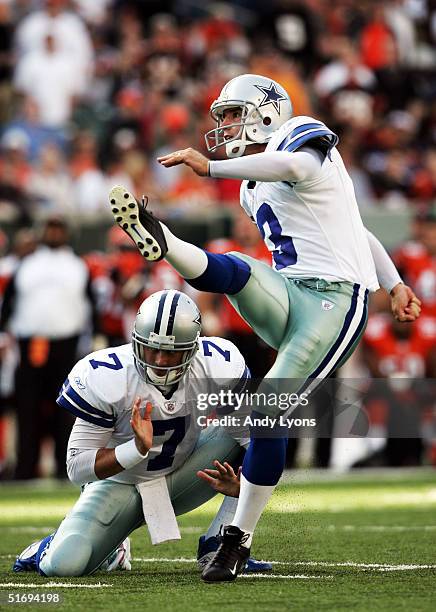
[205,496,238,540]
[231,474,276,548]
[162,224,208,279]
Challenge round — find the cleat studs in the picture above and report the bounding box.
[146,238,153,245]
[152,246,159,253]
[144,251,149,257]
[122,223,128,229]
[122,206,127,212]
[138,242,144,249]
[128,203,135,208]
[112,207,119,213]
[124,193,129,199]
[116,217,122,222]
[110,199,115,204]
[130,214,137,219]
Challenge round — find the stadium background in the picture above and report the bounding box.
[1,0,434,477]
[0,1,435,608]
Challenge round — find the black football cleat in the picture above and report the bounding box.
[201,526,250,583]
[197,534,272,573]
[109,185,168,262]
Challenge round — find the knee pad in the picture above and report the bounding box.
[39,534,92,577]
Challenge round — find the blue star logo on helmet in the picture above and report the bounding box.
[254,82,287,114]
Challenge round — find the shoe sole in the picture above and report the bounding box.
[124,537,131,560]
[201,573,237,583]
[109,185,163,262]
[198,555,269,574]
[123,537,131,571]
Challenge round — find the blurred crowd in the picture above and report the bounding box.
[0,0,435,221]
[0,0,435,476]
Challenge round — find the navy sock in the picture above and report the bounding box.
[187,252,250,295]
[242,434,288,486]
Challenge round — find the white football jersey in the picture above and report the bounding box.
[58,338,248,484]
[240,115,379,291]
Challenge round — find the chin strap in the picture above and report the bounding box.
[146,366,182,387]
[226,140,247,158]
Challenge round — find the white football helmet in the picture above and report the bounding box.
[205,74,293,158]
[132,290,201,387]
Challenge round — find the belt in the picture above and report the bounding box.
[293,278,343,291]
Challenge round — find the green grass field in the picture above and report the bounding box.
[1,469,435,611]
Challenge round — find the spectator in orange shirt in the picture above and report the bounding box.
[360,5,397,70]
[393,205,436,317]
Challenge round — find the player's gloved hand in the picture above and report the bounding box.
[390,283,421,322]
[131,398,153,455]
[157,147,210,176]
[197,460,241,498]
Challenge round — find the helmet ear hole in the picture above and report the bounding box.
[263,116,272,126]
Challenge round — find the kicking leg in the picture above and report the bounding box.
[109,186,290,349]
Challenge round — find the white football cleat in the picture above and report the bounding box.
[100,537,131,572]
[109,185,167,262]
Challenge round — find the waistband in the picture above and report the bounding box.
[291,278,348,292]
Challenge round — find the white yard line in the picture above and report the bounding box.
[239,574,334,580]
[0,527,56,533]
[2,525,434,535]
[372,565,436,572]
[180,524,436,533]
[324,525,436,532]
[292,561,436,570]
[133,557,196,563]
[3,553,434,572]
[179,527,203,534]
[132,557,436,571]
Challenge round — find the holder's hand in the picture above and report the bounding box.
[197,460,241,498]
[131,398,153,455]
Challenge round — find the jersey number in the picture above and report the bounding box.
[147,415,190,471]
[89,353,123,371]
[256,202,297,269]
[201,340,230,362]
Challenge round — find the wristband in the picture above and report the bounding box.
[115,438,148,469]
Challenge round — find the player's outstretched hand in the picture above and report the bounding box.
[157,148,209,176]
[130,397,153,455]
[197,460,241,498]
[390,283,422,323]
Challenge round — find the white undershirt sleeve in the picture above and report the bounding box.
[66,418,114,485]
[366,229,402,293]
[209,148,322,183]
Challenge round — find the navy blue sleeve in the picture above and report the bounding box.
[57,379,115,428]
